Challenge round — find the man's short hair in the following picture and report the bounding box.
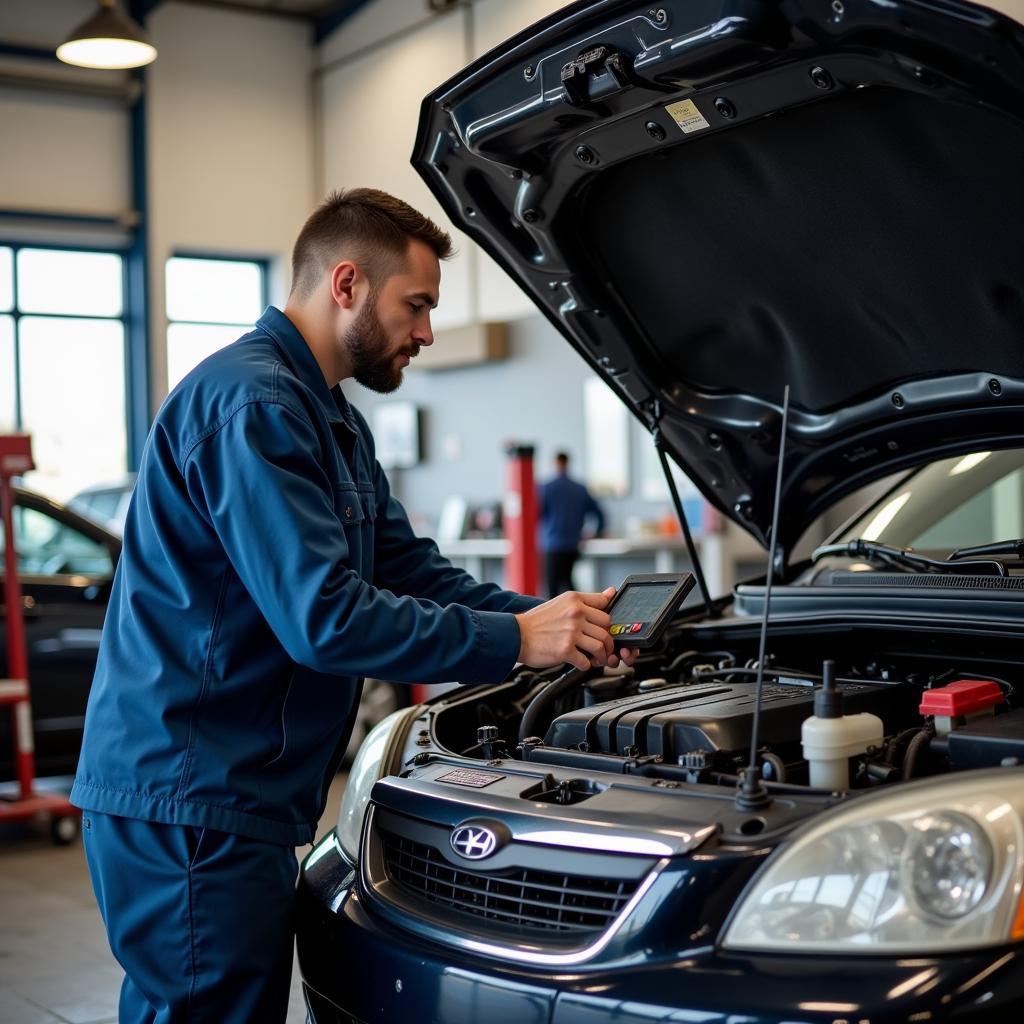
[555,452,570,465]
[290,188,453,299]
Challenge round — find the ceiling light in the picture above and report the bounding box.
[57,0,157,70]
[860,490,912,541]
[949,451,992,476]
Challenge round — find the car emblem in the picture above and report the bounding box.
[450,824,499,860]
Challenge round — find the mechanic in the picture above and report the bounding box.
[540,450,606,596]
[71,188,633,1023]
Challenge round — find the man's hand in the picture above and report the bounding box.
[515,587,639,671]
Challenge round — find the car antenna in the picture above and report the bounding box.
[653,423,714,619]
[736,384,790,812]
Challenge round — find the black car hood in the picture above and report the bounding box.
[412,0,1024,555]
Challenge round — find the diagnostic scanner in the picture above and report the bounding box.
[607,572,696,649]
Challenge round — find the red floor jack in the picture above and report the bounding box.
[0,434,80,844]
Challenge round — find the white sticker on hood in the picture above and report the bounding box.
[665,99,710,134]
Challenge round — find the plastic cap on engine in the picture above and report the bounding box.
[814,660,843,719]
[919,680,1003,717]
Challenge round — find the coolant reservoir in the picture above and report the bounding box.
[801,660,884,791]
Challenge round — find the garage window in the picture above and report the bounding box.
[165,256,266,391]
[0,244,128,501]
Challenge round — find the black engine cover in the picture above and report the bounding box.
[545,679,906,761]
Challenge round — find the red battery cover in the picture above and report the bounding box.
[919,680,1004,717]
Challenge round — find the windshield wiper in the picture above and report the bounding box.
[812,538,1008,577]
[950,539,1024,562]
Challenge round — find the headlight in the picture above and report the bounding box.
[336,707,416,863]
[722,770,1024,953]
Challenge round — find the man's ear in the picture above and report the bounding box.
[329,261,360,310]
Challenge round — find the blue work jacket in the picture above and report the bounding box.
[72,307,539,845]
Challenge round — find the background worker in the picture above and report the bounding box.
[71,188,633,1024]
[540,450,606,597]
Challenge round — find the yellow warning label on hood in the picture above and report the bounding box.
[665,99,710,134]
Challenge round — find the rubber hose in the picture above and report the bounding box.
[518,667,586,743]
[902,728,931,781]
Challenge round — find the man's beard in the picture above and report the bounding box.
[344,296,416,394]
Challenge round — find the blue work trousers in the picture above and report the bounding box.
[82,811,299,1023]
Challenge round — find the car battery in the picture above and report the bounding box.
[946,708,1024,770]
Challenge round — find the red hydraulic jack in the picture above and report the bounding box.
[0,435,80,844]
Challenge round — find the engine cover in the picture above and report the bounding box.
[544,679,906,761]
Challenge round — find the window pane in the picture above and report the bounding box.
[17,248,123,317]
[0,247,12,311]
[75,490,122,521]
[166,257,262,324]
[167,322,244,390]
[19,316,126,501]
[0,315,14,432]
[1,505,113,577]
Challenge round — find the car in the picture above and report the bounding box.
[0,488,121,782]
[1,485,402,781]
[295,0,1024,1021]
[67,473,137,536]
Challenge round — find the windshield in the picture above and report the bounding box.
[839,450,1024,553]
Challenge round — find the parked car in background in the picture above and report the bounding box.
[2,484,405,780]
[68,473,137,536]
[0,488,120,781]
[296,0,1024,1021]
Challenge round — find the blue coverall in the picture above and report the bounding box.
[72,306,540,1022]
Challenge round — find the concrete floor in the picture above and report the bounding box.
[0,774,348,1024]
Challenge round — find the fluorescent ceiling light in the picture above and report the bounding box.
[860,491,912,541]
[57,0,157,70]
[949,451,993,476]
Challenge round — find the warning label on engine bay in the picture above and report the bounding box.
[437,768,505,788]
[665,98,710,134]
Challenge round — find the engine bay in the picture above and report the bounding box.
[427,621,1024,799]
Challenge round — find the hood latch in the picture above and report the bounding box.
[560,45,632,106]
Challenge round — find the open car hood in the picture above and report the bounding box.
[412,0,1024,555]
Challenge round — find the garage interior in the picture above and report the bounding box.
[0,3,772,1020]
[6,1,1010,1022]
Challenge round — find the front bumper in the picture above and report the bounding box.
[296,832,1024,1024]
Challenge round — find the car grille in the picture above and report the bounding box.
[380,829,641,934]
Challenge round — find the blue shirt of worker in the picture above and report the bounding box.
[71,306,539,846]
[539,471,606,553]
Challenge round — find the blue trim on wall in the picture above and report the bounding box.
[0,41,61,63]
[132,0,166,18]
[314,0,376,43]
[0,209,127,229]
[125,68,151,471]
[10,246,22,428]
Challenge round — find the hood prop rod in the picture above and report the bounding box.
[653,427,714,619]
[736,384,790,812]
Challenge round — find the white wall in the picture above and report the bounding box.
[0,1,131,223]
[316,0,569,330]
[0,86,130,219]
[146,2,315,403]
[0,1,315,409]
[319,9,473,330]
